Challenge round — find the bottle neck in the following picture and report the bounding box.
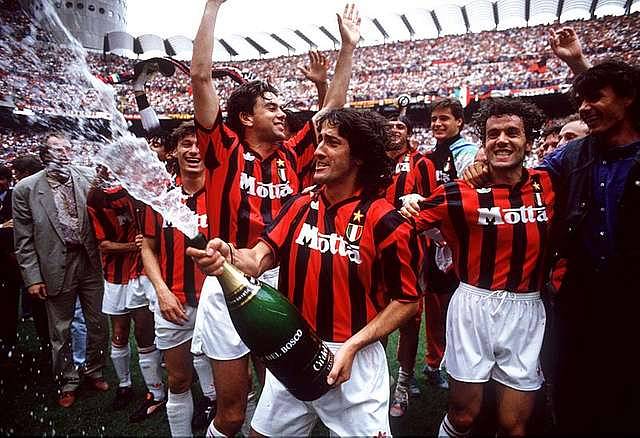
[219,261,260,309]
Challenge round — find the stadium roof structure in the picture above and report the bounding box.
[109,0,639,61]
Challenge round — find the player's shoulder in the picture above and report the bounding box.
[368,197,410,232]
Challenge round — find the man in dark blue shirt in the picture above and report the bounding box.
[540,60,640,435]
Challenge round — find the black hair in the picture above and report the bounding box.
[430,97,465,127]
[316,108,394,199]
[168,121,195,151]
[227,80,280,136]
[472,98,546,144]
[572,60,640,130]
[0,165,11,180]
[388,114,413,136]
[541,123,562,139]
[11,156,43,177]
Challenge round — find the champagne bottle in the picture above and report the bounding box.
[188,233,334,401]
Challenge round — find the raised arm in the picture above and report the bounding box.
[299,50,329,109]
[315,3,360,114]
[191,0,226,129]
[548,27,591,76]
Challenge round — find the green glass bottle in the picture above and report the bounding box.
[188,234,334,401]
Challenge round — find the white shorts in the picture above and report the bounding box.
[443,282,546,391]
[251,341,390,437]
[191,275,249,360]
[154,302,197,351]
[101,276,152,315]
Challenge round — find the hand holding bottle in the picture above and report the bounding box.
[186,237,231,276]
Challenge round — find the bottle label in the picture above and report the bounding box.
[226,282,259,310]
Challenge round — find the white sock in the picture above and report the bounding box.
[438,414,470,438]
[166,390,193,437]
[193,353,216,401]
[111,343,131,387]
[138,346,165,401]
[206,421,228,438]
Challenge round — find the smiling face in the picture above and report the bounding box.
[313,122,359,189]
[175,134,203,176]
[244,92,287,142]
[485,115,531,171]
[430,107,463,142]
[578,85,633,137]
[387,120,409,153]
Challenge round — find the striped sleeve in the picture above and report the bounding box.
[285,121,317,175]
[374,209,421,302]
[260,193,307,261]
[143,205,160,239]
[411,156,437,197]
[414,184,449,232]
[195,110,239,170]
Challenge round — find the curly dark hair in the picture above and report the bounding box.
[316,108,394,199]
[572,60,640,130]
[472,98,546,144]
[226,80,280,136]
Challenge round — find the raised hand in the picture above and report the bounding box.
[299,50,328,85]
[337,3,361,48]
[548,26,590,74]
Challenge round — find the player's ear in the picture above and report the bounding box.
[239,111,253,128]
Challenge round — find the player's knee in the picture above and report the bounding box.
[214,410,245,436]
[111,330,129,347]
[499,413,528,436]
[167,371,191,394]
[448,407,476,431]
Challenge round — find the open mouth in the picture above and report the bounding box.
[493,149,513,159]
[185,157,201,165]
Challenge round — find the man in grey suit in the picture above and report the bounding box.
[12,132,109,408]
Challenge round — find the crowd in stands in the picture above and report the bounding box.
[0,0,638,162]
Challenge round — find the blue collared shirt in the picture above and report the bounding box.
[543,139,640,268]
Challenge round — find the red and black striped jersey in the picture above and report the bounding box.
[87,186,143,284]
[261,187,421,343]
[415,169,554,293]
[196,111,317,248]
[385,152,437,208]
[143,187,209,306]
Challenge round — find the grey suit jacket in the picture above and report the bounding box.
[12,166,102,296]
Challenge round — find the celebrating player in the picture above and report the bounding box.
[188,108,420,436]
[403,98,550,436]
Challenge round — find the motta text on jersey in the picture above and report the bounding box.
[295,222,362,264]
[477,205,549,225]
[240,172,293,199]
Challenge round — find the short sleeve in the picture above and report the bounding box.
[374,209,421,302]
[143,205,160,239]
[195,110,240,170]
[414,184,449,232]
[260,194,306,262]
[285,121,317,175]
[411,156,437,197]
